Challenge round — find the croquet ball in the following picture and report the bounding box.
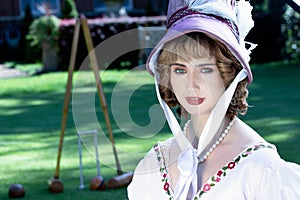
[48,179,64,193]
[90,176,106,191]
[8,184,25,198]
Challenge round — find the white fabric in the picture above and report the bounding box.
[189,0,237,25]
[175,146,197,199]
[154,73,191,151]
[127,139,300,199]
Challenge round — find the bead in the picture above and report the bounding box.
[184,118,235,163]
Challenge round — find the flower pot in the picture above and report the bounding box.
[42,41,58,72]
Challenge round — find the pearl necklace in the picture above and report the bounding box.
[183,118,235,163]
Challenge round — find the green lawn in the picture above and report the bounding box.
[0,61,299,199]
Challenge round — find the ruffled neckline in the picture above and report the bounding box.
[153,142,276,199]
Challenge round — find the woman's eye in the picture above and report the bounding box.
[199,67,213,73]
[174,68,186,74]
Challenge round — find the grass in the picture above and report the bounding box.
[0,61,300,199]
[0,67,170,200]
[4,62,43,75]
[242,60,300,161]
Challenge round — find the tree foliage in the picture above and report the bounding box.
[282,5,300,61]
[61,0,78,19]
[26,15,60,48]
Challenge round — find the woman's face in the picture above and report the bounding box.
[170,56,225,115]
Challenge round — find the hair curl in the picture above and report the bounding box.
[157,32,249,119]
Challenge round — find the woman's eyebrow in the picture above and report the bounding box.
[196,63,215,67]
[169,63,187,68]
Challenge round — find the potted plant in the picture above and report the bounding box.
[27,4,60,73]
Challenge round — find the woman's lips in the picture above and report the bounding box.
[186,97,205,105]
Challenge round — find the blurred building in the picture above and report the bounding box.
[0,0,168,46]
[0,0,168,21]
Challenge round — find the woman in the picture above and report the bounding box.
[128,0,300,199]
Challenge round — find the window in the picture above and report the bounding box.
[0,0,22,19]
[94,0,107,12]
[30,0,61,16]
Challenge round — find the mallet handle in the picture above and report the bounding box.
[81,18,122,175]
[54,19,81,179]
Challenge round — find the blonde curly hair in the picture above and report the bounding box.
[156,32,249,119]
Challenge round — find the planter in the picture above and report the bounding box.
[42,41,58,72]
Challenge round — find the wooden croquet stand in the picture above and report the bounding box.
[48,16,133,193]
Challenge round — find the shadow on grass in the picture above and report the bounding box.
[0,63,299,199]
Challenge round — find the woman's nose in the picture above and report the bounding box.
[188,67,201,89]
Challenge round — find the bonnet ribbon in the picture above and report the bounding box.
[154,69,247,199]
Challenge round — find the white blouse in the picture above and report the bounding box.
[127,138,300,199]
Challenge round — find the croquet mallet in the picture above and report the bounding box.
[81,18,133,189]
[48,18,81,193]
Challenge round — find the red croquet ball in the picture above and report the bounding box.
[8,184,25,198]
[90,176,106,191]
